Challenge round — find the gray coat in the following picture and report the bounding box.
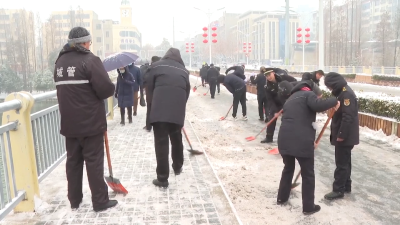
[146,48,190,126]
[277,82,337,158]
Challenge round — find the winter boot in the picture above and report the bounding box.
[324,191,344,200]
[232,116,237,121]
[93,200,118,212]
[133,111,137,116]
[345,186,351,193]
[259,117,264,121]
[128,116,132,124]
[303,205,321,215]
[174,168,183,175]
[261,135,273,143]
[120,117,125,126]
[242,116,248,121]
[153,179,168,188]
[71,200,82,210]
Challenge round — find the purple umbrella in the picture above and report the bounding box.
[102,52,139,72]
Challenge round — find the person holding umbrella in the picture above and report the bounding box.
[115,66,135,125]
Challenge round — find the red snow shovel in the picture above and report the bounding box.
[245,109,283,141]
[203,88,210,96]
[104,131,128,194]
[291,109,336,189]
[182,127,203,155]
[219,105,233,121]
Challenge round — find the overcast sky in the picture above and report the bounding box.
[2,0,322,46]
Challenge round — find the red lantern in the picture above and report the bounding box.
[191,46,194,49]
[212,39,217,43]
[203,27,208,31]
[191,43,194,45]
[297,27,302,31]
[305,33,310,37]
[186,42,189,45]
[297,39,302,43]
[212,33,217,37]
[297,33,302,37]
[186,50,189,52]
[305,28,310,32]
[202,33,208,37]
[191,50,194,52]
[305,39,310,43]
[243,42,247,45]
[212,27,217,31]
[203,39,208,43]
[248,42,251,46]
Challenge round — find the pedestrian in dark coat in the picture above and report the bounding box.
[277,81,338,215]
[200,64,209,87]
[215,66,221,94]
[127,63,143,116]
[115,67,135,125]
[207,64,220,99]
[301,70,324,86]
[54,26,117,212]
[250,66,268,121]
[142,56,161,132]
[146,48,190,188]
[225,65,246,80]
[217,74,247,120]
[261,68,297,143]
[323,72,359,200]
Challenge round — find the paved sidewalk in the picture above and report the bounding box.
[1,107,240,225]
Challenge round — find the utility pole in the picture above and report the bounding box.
[285,0,290,65]
[172,17,175,47]
[319,0,324,70]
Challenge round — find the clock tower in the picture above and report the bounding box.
[120,0,132,25]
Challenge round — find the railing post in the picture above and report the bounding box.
[107,96,114,120]
[1,92,40,212]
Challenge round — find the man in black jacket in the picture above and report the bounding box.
[146,48,191,188]
[142,56,161,132]
[207,64,220,99]
[323,72,359,200]
[301,70,324,86]
[54,27,117,212]
[250,66,267,121]
[225,64,246,80]
[200,64,209,87]
[277,81,338,215]
[261,69,297,143]
[217,74,247,121]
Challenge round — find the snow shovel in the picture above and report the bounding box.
[182,127,203,155]
[245,109,283,141]
[203,88,210,96]
[219,105,233,121]
[291,109,336,189]
[104,131,128,194]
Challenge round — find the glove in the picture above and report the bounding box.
[114,93,118,98]
[225,71,228,75]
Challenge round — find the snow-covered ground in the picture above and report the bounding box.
[188,75,400,224]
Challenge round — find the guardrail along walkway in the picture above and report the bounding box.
[1,106,240,225]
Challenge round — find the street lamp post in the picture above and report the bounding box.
[238,30,255,65]
[194,7,225,64]
[257,22,261,66]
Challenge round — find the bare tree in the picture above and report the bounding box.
[375,11,392,66]
[76,6,84,27]
[36,13,44,74]
[392,6,400,67]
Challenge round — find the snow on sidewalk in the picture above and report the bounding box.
[1,106,240,225]
[187,75,400,224]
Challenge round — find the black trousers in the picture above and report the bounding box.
[120,106,132,119]
[216,82,220,93]
[333,145,353,192]
[266,106,282,138]
[201,77,207,86]
[145,103,152,131]
[232,88,247,117]
[278,154,315,211]
[65,133,109,208]
[153,122,184,182]
[257,96,267,119]
[209,80,217,97]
